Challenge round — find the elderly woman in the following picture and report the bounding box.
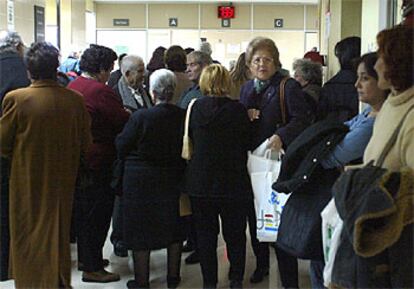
[239,36,311,287]
[186,64,252,289]
[0,42,91,288]
[292,58,323,120]
[116,69,185,289]
[68,44,129,283]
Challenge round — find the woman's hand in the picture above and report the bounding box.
[267,134,284,153]
[247,109,260,121]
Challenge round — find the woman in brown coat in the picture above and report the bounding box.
[0,42,91,288]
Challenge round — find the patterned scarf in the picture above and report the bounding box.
[254,78,271,94]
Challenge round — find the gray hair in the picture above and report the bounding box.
[188,51,212,67]
[292,58,322,86]
[0,30,23,54]
[199,42,212,56]
[121,55,144,75]
[150,68,176,102]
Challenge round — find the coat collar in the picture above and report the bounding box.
[30,79,61,88]
[388,86,414,107]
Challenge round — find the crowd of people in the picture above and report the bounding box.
[0,11,413,289]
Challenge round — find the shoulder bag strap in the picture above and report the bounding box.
[376,104,414,166]
[279,76,290,125]
[184,98,197,139]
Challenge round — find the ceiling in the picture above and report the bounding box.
[94,0,319,4]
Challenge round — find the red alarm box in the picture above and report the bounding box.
[218,6,235,19]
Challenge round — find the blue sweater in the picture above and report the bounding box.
[320,107,375,169]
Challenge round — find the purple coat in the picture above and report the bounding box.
[239,72,311,150]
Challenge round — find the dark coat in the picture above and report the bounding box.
[116,104,186,250]
[331,166,414,289]
[317,69,359,122]
[107,69,122,88]
[273,121,349,260]
[0,50,30,281]
[68,76,129,171]
[239,72,311,150]
[186,96,252,200]
[0,51,30,113]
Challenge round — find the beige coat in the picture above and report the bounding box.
[0,80,91,288]
[364,86,414,170]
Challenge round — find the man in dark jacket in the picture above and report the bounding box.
[0,30,30,281]
[112,55,152,113]
[178,51,212,109]
[317,36,360,122]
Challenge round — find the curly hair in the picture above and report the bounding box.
[245,37,280,68]
[376,25,414,91]
[79,44,117,74]
[292,58,322,86]
[164,45,187,72]
[24,42,59,80]
[199,64,231,97]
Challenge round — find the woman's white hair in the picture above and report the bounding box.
[0,30,23,53]
[150,68,176,102]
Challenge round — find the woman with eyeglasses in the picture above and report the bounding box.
[239,36,311,288]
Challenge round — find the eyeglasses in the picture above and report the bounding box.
[252,57,274,66]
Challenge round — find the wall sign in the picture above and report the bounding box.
[221,19,231,28]
[7,0,14,31]
[169,18,178,27]
[113,19,130,26]
[274,19,284,28]
[34,6,45,42]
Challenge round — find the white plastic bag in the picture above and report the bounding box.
[247,139,281,174]
[251,170,290,242]
[248,141,289,242]
[321,198,344,287]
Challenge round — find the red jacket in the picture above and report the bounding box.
[68,76,129,170]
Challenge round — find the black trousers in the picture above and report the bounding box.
[0,158,10,281]
[275,245,299,289]
[191,197,249,288]
[110,195,124,246]
[76,168,115,272]
[247,199,270,270]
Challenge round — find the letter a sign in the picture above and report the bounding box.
[169,18,178,27]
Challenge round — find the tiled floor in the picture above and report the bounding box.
[1,229,312,289]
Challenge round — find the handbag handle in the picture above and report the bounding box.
[279,76,290,125]
[183,98,197,140]
[376,104,414,167]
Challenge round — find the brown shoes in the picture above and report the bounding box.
[82,269,120,283]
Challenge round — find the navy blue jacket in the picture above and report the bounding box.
[0,51,30,113]
[317,69,359,122]
[239,72,311,150]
